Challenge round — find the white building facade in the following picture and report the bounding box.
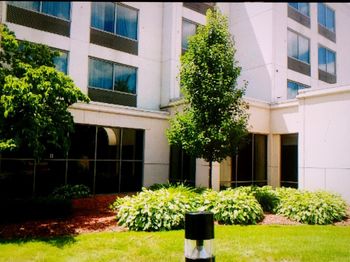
[1,2,350,202]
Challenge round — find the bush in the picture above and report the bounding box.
[252,186,280,213]
[209,188,264,225]
[0,197,72,223]
[113,187,201,231]
[231,186,279,213]
[51,184,91,200]
[148,182,207,194]
[275,188,347,225]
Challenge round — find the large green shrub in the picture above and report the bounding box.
[113,187,201,231]
[251,186,280,213]
[51,184,91,200]
[209,188,264,225]
[275,189,347,225]
[231,186,280,213]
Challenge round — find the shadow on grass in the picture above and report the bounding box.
[0,235,77,248]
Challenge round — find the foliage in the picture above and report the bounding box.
[233,186,280,213]
[0,24,90,159]
[167,8,249,188]
[275,188,347,225]
[0,197,72,223]
[51,184,91,200]
[148,182,207,194]
[113,187,201,231]
[207,188,264,225]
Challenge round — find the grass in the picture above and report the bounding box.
[0,225,350,262]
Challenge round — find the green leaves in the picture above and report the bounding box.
[0,24,90,159]
[274,188,347,225]
[167,8,249,172]
[51,184,91,200]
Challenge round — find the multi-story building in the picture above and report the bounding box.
[1,2,349,202]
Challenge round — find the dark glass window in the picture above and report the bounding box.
[228,133,268,188]
[288,2,309,17]
[318,46,336,75]
[281,134,298,188]
[9,1,70,20]
[288,30,310,64]
[318,3,335,32]
[89,58,137,95]
[169,145,196,187]
[91,2,138,40]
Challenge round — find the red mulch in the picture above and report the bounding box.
[1,195,349,240]
[0,194,131,240]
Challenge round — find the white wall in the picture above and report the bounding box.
[298,87,350,203]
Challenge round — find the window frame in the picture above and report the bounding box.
[88,57,138,96]
[8,1,71,21]
[318,45,336,76]
[288,2,310,17]
[318,3,336,33]
[287,29,310,65]
[287,79,310,99]
[90,2,139,42]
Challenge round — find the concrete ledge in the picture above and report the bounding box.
[69,102,169,120]
[297,86,350,99]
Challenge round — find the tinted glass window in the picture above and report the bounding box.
[42,1,70,20]
[116,5,138,40]
[89,59,113,90]
[114,64,137,94]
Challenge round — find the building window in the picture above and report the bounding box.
[318,46,336,75]
[9,1,71,20]
[221,133,267,189]
[182,19,197,52]
[91,2,138,41]
[169,145,196,187]
[318,3,335,32]
[288,30,309,64]
[287,80,309,99]
[53,50,68,74]
[88,58,137,95]
[288,3,309,17]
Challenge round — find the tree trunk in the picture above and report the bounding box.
[208,160,212,189]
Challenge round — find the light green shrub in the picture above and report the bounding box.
[275,189,347,225]
[113,187,201,231]
[210,188,264,225]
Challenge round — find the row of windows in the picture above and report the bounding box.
[9,1,139,41]
[288,3,335,33]
[54,53,137,95]
[288,30,336,75]
[88,58,137,95]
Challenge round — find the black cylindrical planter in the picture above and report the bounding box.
[185,211,215,261]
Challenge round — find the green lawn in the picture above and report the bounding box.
[1,225,350,262]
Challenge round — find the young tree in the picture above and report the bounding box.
[167,8,249,189]
[0,24,90,160]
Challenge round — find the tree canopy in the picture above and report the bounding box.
[167,8,249,188]
[0,24,90,159]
